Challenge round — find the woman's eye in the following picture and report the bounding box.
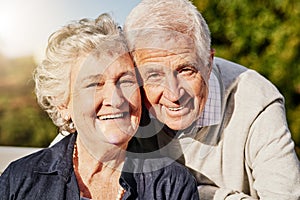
[86,82,104,88]
[118,78,136,87]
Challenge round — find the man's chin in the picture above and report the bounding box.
[164,120,192,131]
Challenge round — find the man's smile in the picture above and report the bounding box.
[167,106,184,111]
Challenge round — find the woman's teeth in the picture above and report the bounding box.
[98,113,124,120]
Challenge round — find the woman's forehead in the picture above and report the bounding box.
[73,53,134,80]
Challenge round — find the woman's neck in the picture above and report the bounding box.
[75,137,126,177]
[73,138,126,199]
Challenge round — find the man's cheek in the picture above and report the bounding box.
[144,87,159,103]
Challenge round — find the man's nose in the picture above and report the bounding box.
[163,73,183,102]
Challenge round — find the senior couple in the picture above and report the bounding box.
[1,0,299,199]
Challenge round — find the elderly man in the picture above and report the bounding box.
[124,0,300,199]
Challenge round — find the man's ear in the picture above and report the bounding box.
[210,48,215,61]
[208,48,215,75]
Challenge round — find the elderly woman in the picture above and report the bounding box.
[0,14,199,199]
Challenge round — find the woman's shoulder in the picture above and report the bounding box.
[1,133,75,178]
[2,147,49,177]
[0,147,50,195]
[125,156,197,183]
[132,157,199,199]
[150,157,197,182]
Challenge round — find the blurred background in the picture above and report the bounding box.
[0,0,299,158]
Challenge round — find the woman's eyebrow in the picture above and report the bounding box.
[81,74,104,83]
[121,71,135,77]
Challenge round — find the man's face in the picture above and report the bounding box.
[134,35,211,130]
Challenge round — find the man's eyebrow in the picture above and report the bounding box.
[176,62,197,70]
[139,64,163,73]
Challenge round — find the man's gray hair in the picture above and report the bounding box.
[124,0,211,68]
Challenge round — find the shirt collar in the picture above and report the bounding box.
[35,133,76,178]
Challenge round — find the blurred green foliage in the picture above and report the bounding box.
[0,56,57,147]
[193,0,300,155]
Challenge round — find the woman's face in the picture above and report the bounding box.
[67,50,141,148]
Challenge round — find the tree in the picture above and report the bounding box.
[193,0,300,154]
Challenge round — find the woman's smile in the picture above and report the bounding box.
[98,112,128,120]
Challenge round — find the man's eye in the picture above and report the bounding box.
[178,67,197,76]
[146,72,163,81]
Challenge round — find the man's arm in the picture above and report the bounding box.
[245,101,300,199]
[197,101,300,200]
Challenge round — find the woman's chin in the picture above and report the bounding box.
[104,131,133,146]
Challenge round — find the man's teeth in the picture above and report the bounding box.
[167,106,184,111]
[99,113,124,120]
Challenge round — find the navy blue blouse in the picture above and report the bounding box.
[0,133,199,199]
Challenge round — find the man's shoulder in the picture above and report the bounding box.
[214,57,282,98]
[214,57,248,73]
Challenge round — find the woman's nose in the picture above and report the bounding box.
[102,84,125,107]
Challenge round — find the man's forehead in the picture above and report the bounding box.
[129,28,212,82]
[133,30,194,51]
[132,32,196,67]
[133,48,196,69]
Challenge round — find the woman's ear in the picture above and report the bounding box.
[57,104,71,121]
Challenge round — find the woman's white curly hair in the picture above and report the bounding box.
[33,13,123,133]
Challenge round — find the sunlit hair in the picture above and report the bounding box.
[124,0,211,68]
[33,13,126,133]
